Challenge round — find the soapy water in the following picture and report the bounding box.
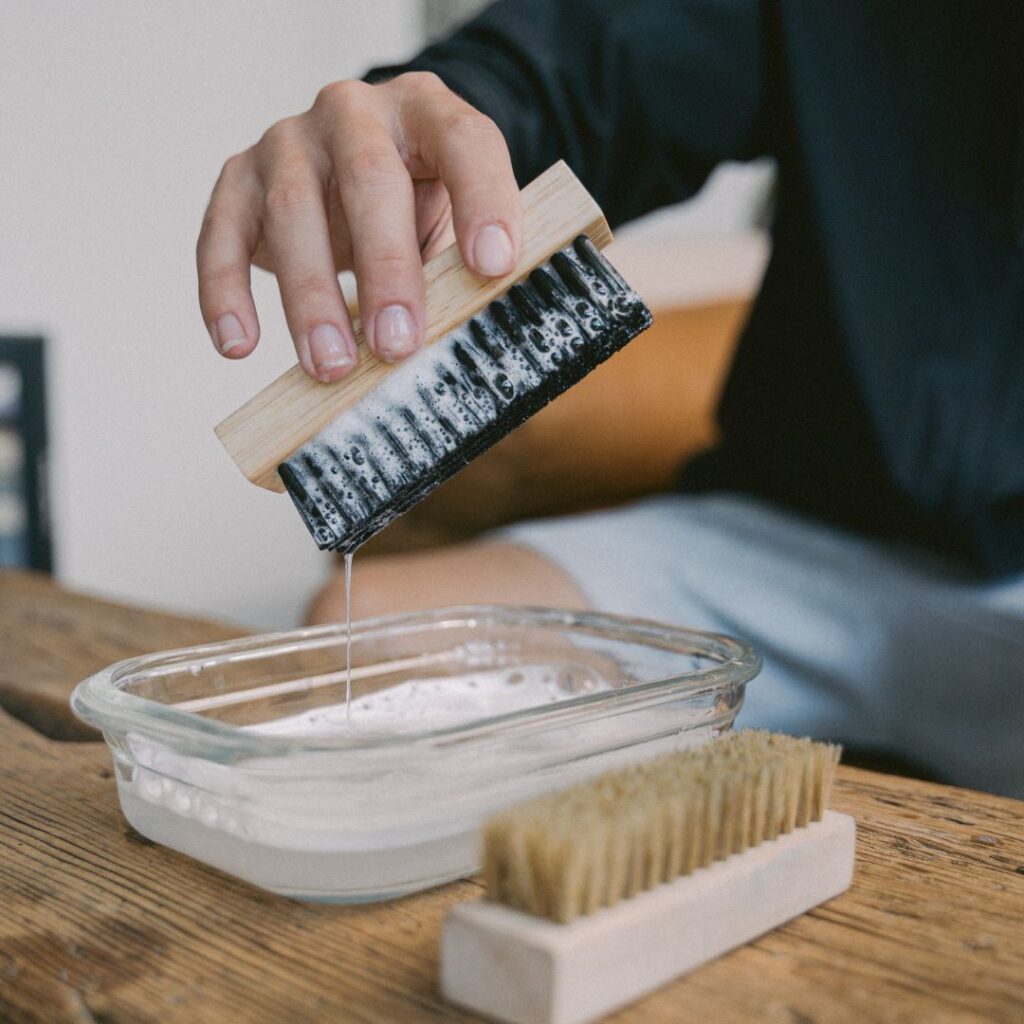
[247,665,613,740]
[116,662,693,900]
[328,550,602,736]
[113,550,730,900]
[117,617,727,900]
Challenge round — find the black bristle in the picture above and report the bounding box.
[526,266,565,308]
[401,405,442,461]
[468,318,503,361]
[575,234,628,291]
[507,283,546,325]
[277,462,307,502]
[376,420,419,475]
[549,250,591,298]
[279,236,653,552]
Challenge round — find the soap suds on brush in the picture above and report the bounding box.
[279,236,652,552]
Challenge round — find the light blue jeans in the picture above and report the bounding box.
[498,494,1024,797]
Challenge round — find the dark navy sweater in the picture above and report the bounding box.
[372,0,1024,577]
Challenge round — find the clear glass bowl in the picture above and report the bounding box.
[71,606,760,902]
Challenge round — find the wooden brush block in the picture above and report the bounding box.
[441,811,855,1024]
[215,161,612,493]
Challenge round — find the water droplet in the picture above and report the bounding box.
[494,373,515,399]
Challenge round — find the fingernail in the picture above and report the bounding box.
[472,223,514,276]
[373,305,418,361]
[214,313,246,355]
[308,323,356,380]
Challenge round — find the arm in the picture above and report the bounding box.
[370,0,768,226]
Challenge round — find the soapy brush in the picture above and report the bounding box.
[215,161,653,552]
[441,730,855,1024]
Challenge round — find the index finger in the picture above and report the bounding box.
[400,82,522,279]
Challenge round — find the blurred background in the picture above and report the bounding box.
[1,1,772,629]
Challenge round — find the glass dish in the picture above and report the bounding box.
[71,605,760,903]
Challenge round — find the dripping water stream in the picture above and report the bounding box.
[343,552,353,723]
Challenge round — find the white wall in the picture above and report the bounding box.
[1,1,420,628]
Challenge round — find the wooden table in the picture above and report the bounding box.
[1,569,1021,1024]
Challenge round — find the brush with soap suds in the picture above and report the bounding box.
[215,161,653,552]
[441,730,854,1024]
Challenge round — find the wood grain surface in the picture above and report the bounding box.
[1,570,1022,1024]
[0,570,244,741]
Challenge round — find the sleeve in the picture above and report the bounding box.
[366,0,769,227]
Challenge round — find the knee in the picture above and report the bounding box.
[304,542,589,625]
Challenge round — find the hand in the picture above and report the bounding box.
[197,72,522,382]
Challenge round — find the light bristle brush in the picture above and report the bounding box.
[215,162,653,552]
[441,731,855,1024]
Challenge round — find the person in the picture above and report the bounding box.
[197,1,1024,796]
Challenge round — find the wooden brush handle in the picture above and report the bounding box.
[215,161,612,492]
[442,813,856,1024]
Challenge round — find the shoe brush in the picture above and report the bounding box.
[441,730,854,1024]
[215,161,653,552]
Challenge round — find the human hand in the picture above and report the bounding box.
[197,73,521,382]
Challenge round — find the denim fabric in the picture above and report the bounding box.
[497,494,1024,797]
